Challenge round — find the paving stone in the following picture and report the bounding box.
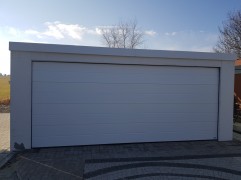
[0,113,14,170]
[0,113,10,152]
[1,141,241,179]
[2,113,241,179]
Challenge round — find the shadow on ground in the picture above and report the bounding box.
[1,141,241,179]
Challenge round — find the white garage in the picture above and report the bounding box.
[10,42,235,150]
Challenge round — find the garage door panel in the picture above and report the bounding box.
[33,63,218,84]
[32,103,217,115]
[32,112,217,126]
[33,92,217,104]
[32,62,219,147]
[33,129,216,148]
[33,82,218,95]
[34,62,216,75]
[33,72,217,84]
[33,121,217,137]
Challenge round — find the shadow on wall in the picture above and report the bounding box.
[14,143,25,151]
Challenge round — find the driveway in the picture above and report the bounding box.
[0,113,13,172]
[1,141,241,179]
[0,113,10,152]
[1,115,241,179]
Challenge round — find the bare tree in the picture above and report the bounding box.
[214,10,241,57]
[100,20,144,49]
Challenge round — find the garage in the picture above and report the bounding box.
[10,42,235,150]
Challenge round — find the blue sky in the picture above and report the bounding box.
[0,0,240,74]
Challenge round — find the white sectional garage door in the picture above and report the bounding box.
[32,62,219,148]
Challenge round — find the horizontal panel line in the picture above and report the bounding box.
[33,132,146,138]
[32,121,218,126]
[33,92,216,95]
[32,81,218,85]
[32,114,217,118]
[33,120,217,123]
[33,102,218,105]
[32,112,217,115]
[33,71,217,75]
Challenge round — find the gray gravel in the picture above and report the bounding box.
[0,105,10,113]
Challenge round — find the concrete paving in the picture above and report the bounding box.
[1,115,241,179]
[0,113,10,152]
[0,113,15,170]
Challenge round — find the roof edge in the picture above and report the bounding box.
[9,42,236,61]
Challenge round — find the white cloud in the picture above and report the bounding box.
[25,29,43,38]
[95,28,102,35]
[42,22,64,39]
[1,26,22,37]
[7,27,20,36]
[165,32,177,36]
[145,30,157,36]
[25,22,103,40]
[85,27,102,35]
[48,22,87,40]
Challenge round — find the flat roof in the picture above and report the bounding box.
[9,42,236,61]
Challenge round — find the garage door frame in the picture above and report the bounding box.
[10,42,235,150]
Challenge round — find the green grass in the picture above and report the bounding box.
[0,76,10,100]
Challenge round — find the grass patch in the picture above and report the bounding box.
[0,75,10,101]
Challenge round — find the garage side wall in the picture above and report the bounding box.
[11,52,32,150]
[10,42,235,150]
[218,61,235,140]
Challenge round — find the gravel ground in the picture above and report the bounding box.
[0,105,10,113]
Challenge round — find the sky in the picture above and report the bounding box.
[0,0,241,74]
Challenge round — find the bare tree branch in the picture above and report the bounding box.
[100,20,144,49]
[214,10,241,57]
